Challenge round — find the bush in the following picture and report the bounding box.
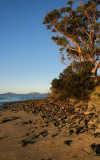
[50,61,95,101]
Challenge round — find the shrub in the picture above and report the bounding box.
[50,61,95,101]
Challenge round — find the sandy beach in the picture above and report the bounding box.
[0,97,100,160]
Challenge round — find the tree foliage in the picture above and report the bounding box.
[51,61,95,100]
[43,0,100,75]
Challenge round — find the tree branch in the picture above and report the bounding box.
[66,46,79,52]
[81,28,92,44]
[84,12,93,44]
[79,39,90,48]
[94,60,100,72]
[55,28,85,62]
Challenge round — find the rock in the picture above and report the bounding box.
[25,133,30,136]
[66,129,74,136]
[80,120,85,126]
[0,136,7,140]
[21,139,35,147]
[84,111,91,115]
[75,107,80,112]
[95,128,100,134]
[39,130,48,137]
[95,124,100,133]
[39,135,44,138]
[74,119,80,125]
[94,133,100,137]
[79,109,83,114]
[0,117,4,123]
[64,140,73,146]
[66,130,70,136]
[76,127,84,134]
[72,128,77,133]
[91,143,100,155]
[94,144,100,155]
[88,119,98,126]
[35,133,40,138]
[87,129,94,134]
[49,122,55,128]
[43,118,49,123]
[70,115,75,119]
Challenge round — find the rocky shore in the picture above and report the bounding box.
[0,97,100,160]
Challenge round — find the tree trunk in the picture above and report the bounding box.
[91,67,97,77]
[91,60,100,76]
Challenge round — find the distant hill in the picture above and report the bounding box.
[1,92,17,95]
[27,92,46,95]
[0,92,49,96]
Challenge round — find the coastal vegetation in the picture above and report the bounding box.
[43,0,100,101]
[50,61,96,100]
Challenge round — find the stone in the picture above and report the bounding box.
[0,117,4,123]
[72,128,77,133]
[87,129,94,134]
[43,118,49,123]
[39,135,44,138]
[49,122,55,128]
[91,143,100,155]
[95,128,100,133]
[64,140,73,146]
[75,107,80,112]
[66,130,70,136]
[95,124,100,133]
[80,120,85,126]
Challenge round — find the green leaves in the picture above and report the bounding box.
[51,36,68,46]
[43,9,60,25]
[43,0,100,75]
[67,0,75,6]
[60,7,71,13]
[51,61,95,101]
[91,23,100,30]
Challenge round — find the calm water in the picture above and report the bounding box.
[0,94,48,106]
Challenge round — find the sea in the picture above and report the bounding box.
[0,94,48,106]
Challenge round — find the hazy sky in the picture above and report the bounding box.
[0,0,68,94]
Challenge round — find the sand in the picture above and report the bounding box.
[0,98,100,160]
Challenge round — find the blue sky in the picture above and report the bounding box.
[0,0,99,94]
[0,0,67,94]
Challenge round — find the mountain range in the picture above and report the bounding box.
[0,92,49,95]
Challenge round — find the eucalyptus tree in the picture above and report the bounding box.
[43,0,100,76]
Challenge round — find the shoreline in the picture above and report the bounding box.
[0,94,48,107]
[0,97,100,160]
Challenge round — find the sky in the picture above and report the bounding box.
[0,0,99,94]
[0,0,67,94]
